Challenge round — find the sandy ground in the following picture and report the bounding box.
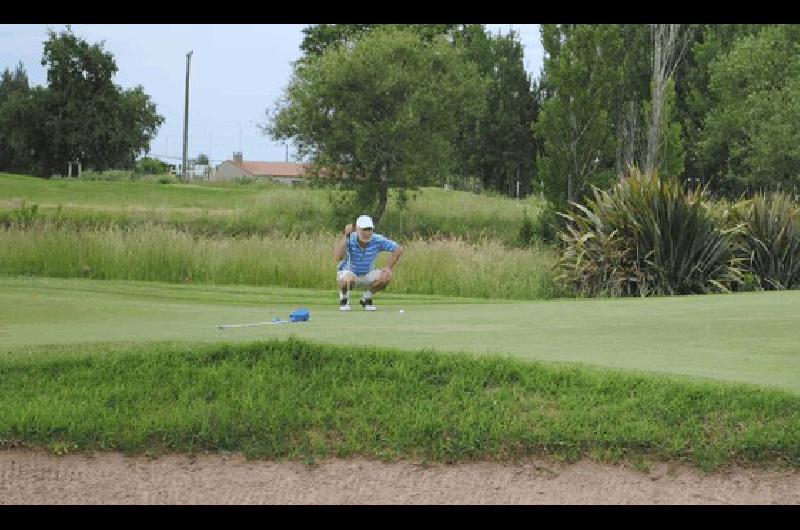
[1,450,798,505]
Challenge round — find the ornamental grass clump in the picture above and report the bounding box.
[733,191,800,290]
[557,170,744,297]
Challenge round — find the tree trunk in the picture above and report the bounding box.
[618,100,641,176]
[645,24,690,178]
[645,35,665,177]
[568,99,577,203]
[371,162,389,226]
[374,179,388,226]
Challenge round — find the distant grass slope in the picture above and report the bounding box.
[2,276,799,395]
[1,339,798,471]
[0,173,544,244]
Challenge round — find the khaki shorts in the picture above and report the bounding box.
[337,269,383,289]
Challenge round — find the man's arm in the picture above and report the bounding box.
[384,246,404,272]
[334,224,353,262]
[378,246,403,284]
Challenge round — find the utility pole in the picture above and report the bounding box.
[182,50,193,181]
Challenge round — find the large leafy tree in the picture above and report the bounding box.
[268,26,487,224]
[41,27,164,175]
[534,24,624,206]
[699,25,800,195]
[298,24,540,197]
[1,27,164,176]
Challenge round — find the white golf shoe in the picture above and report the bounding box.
[339,298,351,311]
[359,298,377,311]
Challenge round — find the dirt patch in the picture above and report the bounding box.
[1,450,798,504]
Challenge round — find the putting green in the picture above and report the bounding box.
[2,276,799,394]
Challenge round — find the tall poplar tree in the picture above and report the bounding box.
[534,24,624,205]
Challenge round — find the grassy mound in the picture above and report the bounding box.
[2,339,798,471]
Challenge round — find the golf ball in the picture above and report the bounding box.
[399,309,404,313]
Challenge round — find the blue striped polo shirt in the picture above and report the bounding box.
[338,233,399,276]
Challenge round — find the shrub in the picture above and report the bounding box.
[557,170,744,297]
[530,201,561,245]
[9,198,39,226]
[518,213,535,247]
[733,191,800,290]
[136,157,168,175]
[156,175,177,185]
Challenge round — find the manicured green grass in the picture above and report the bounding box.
[0,224,561,299]
[1,339,798,470]
[0,173,544,244]
[2,276,799,395]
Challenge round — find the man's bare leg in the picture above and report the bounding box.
[338,272,356,311]
[360,273,390,311]
[369,278,389,293]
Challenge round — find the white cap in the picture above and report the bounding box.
[355,215,374,229]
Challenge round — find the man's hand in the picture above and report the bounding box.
[335,225,354,262]
[379,267,393,284]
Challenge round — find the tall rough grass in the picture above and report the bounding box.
[0,223,561,300]
[557,171,744,297]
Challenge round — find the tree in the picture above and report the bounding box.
[268,27,487,224]
[602,25,690,180]
[608,25,652,176]
[453,28,539,196]
[644,24,692,178]
[298,24,539,197]
[0,61,29,99]
[699,25,800,195]
[534,24,624,206]
[299,24,460,59]
[9,27,164,176]
[675,24,763,188]
[196,153,209,165]
[136,156,167,175]
[0,62,32,172]
[299,24,374,57]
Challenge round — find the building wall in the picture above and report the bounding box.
[213,161,249,181]
[271,176,305,186]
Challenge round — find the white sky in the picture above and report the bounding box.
[0,24,543,165]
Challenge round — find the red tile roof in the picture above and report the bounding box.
[233,161,311,177]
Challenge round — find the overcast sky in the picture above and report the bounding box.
[0,24,544,166]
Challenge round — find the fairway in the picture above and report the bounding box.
[2,276,799,395]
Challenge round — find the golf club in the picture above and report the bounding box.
[340,237,352,311]
[218,318,288,330]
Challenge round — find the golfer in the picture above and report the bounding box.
[334,214,404,311]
